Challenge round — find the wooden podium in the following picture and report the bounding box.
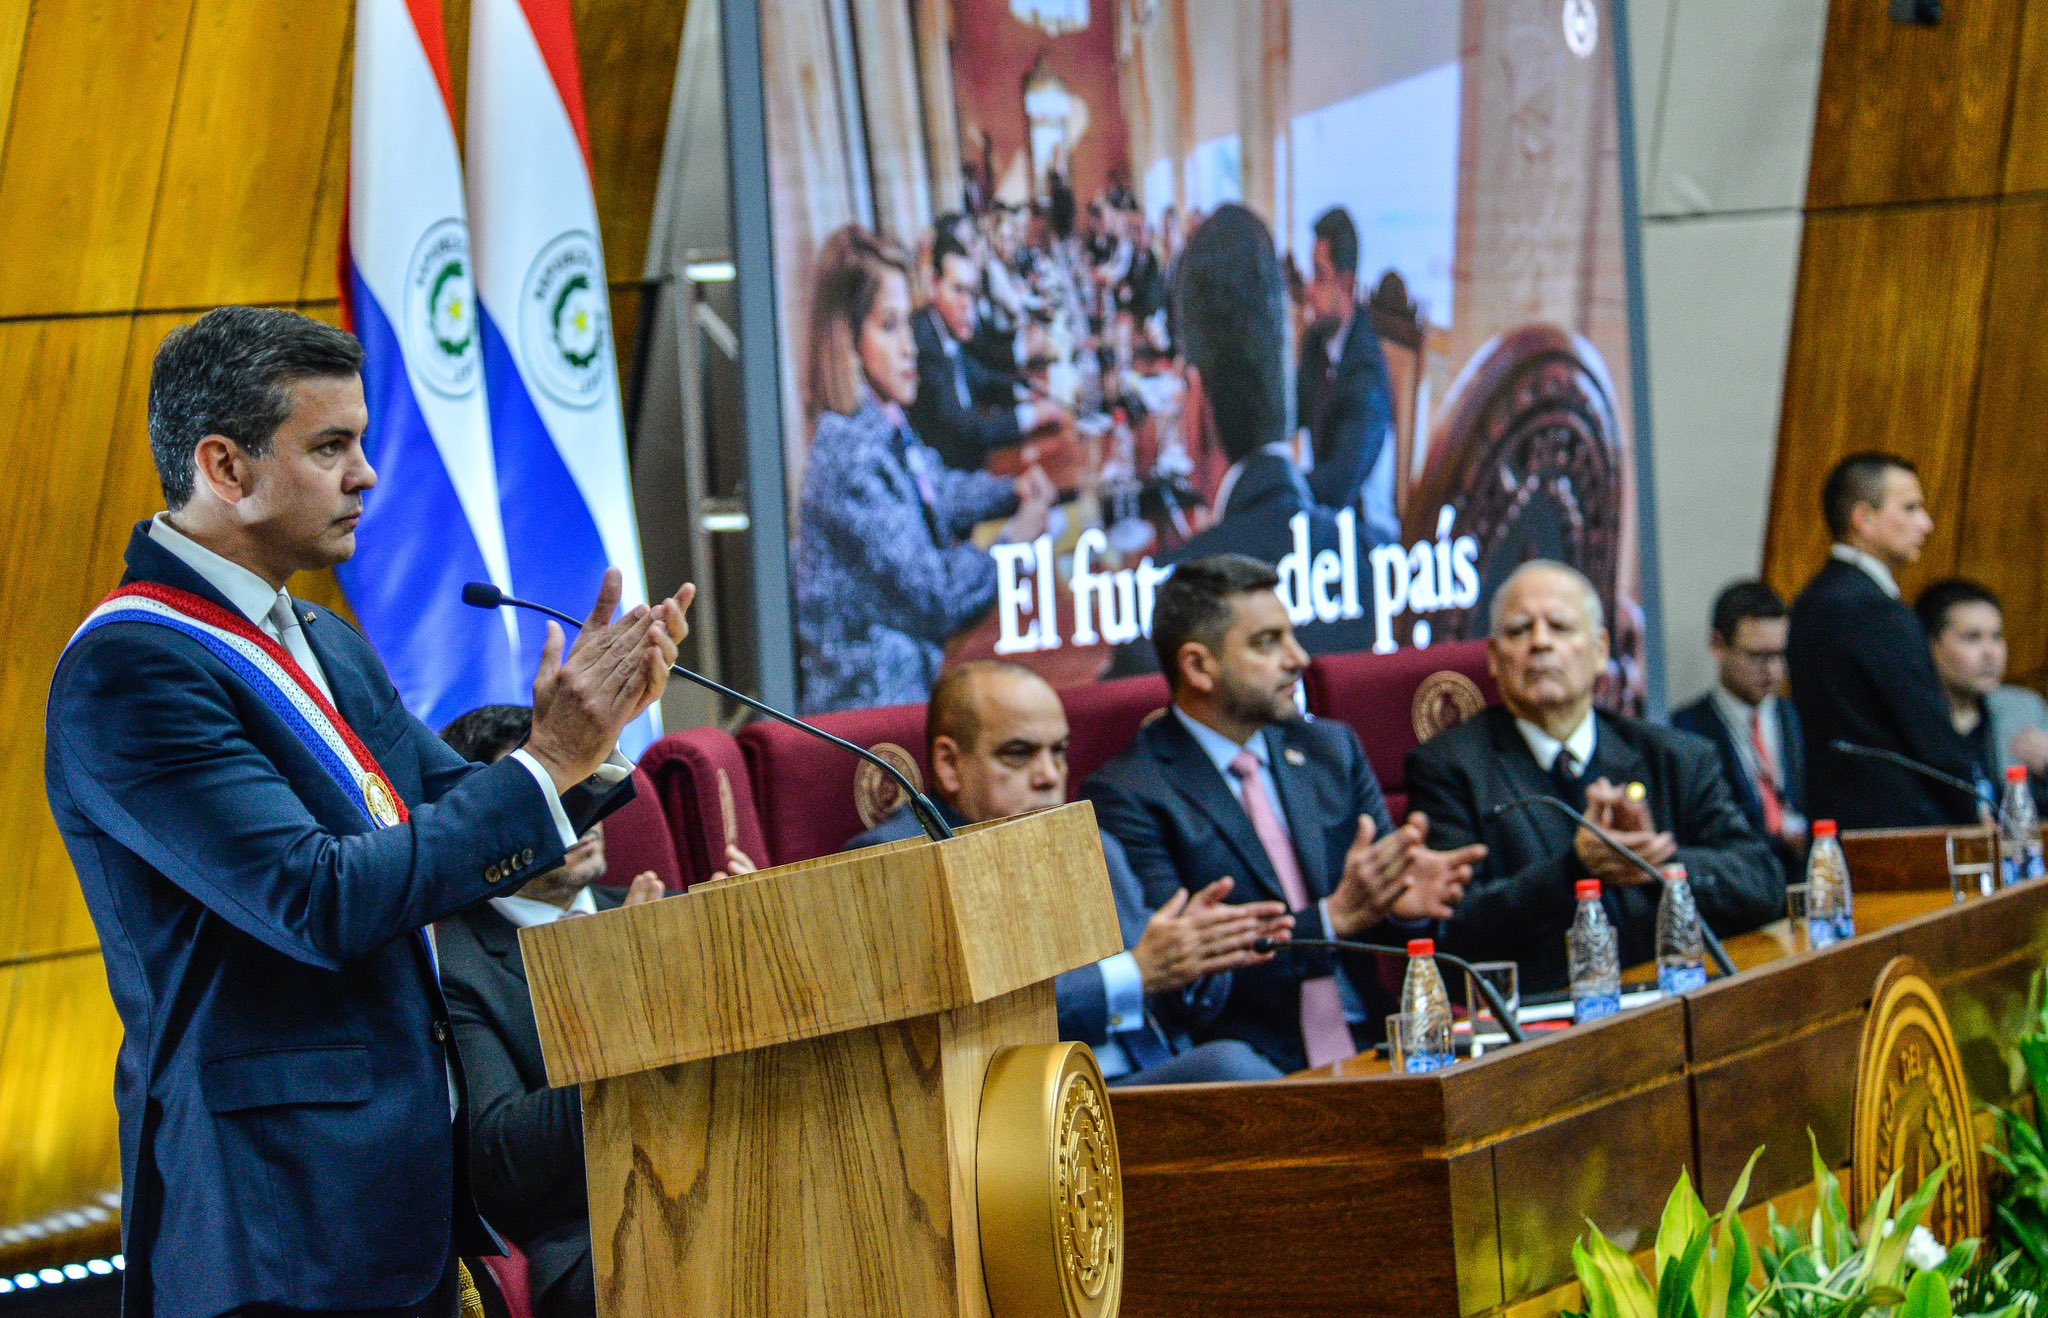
[518,802,1127,1317]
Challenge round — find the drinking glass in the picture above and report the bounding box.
[1946,829,1998,904]
[1785,883,1812,953]
[1463,961,1520,1058]
[1384,1013,1417,1074]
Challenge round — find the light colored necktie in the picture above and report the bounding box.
[1229,749,1356,1068]
[267,593,332,703]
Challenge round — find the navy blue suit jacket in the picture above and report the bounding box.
[908,306,1026,471]
[1081,712,1398,1073]
[1670,693,1806,877]
[1297,304,1395,514]
[845,805,1228,1047]
[44,525,628,1316]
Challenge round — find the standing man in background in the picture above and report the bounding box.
[1295,206,1398,544]
[1671,580,1808,879]
[1788,452,1981,828]
[45,307,690,1317]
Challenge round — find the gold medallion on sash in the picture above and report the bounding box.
[362,773,402,827]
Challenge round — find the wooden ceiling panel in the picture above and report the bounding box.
[0,2,193,317]
[1764,205,1996,604]
[1807,0,2021,209]
[1957,201,2048,687]
[140,1,353,309]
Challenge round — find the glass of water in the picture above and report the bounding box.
[1463,961,1520,1057]
[1785,883,1812,952]
[1946,829,1998,904]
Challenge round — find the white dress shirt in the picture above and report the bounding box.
[491,884,598,928]
[1830,543,1901,599]
[1708,686,1806,835]
[1515,711,1598,776]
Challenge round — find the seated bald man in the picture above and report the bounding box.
[1405,560,1782,994]
[848,661,1288,1085]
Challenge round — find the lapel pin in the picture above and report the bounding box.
[1283,748,1307,767]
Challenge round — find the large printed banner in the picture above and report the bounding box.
[760,0,1649,716]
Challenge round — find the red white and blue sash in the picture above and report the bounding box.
[68,583,410,831]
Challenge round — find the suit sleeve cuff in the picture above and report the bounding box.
[509,748,581,849]
[1097,952,1146,1032]
[1013,402,1036,432]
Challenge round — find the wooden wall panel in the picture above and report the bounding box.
[1764,205,1995,603]
[139,1,355,309]
[0,0,31,170]
[0,2,193,317]
[2006,1,2048,196]
[1806,0,2021,210]
[578,0,687,282]
[1956,201,2048,688]
[299,48,355,305]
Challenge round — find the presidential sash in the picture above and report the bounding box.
[68,583,410,831]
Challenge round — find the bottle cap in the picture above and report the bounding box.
[1661,863,1689,882]
[1575,879,1603,900]
[1813,819,1837,839]
[2010,764,2030,783]
[1407,938,1435,958]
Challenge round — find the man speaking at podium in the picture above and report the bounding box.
[44,308,690,1317]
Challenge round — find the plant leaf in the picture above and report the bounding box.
[1656,1230,1709,1318]
[1658,1166,1710,1280]
[1896,1268,1953,1318]
[1576,1224,1657,1318]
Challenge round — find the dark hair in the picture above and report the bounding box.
[931,229,973,281]
[1174,204,1287,460]
[147,306,366,509]
[1311,206,1360,276]
[439,704,532,764]
[1821,451,1916,540]
[1915,578,2002,638]
[1150,554,1282,690]
[1709,580,1787,643]
[925,659,1044,757]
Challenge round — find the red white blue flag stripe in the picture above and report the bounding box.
[467,0,659,756]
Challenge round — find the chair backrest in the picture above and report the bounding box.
[593,766,687,893]
[1062,673,1171,791]
[637,728,771,887]
[739,703,932,865]
[476,1243,533,1318]
[1303,640,1497,816]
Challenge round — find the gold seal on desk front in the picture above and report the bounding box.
[977,1042,1123,1318]
[1852,956,1983,1243]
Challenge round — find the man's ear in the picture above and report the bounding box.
[931,735,964,798]
[1177,642,1217,695]
[191,433,251,506]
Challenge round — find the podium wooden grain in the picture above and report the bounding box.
[520,803,1124,1317]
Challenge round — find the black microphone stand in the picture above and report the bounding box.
[1250,936,1528,1045]
[463,584,956,842]
[1828,739,1986,806]
[1488,795,1739,978]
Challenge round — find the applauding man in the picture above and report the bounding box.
[1084,554,1485,1073]
[44,308,691,1317]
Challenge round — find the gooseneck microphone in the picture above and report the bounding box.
[461,583,956,843]
[1487,794,1739,978]
[1248,936,1528,1045]
[1828,740,1984,805]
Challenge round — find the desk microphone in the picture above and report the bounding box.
[1247,936,1528,1045]
[461,583,956,843]
[1827,740,1984,804]
[1486,794,1739,978]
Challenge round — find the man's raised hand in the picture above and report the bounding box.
[1131,877,1293,995]
[525,569,696,793]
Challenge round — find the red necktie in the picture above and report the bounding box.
[1229,750,1356,1067]
[1751,709,1785,840]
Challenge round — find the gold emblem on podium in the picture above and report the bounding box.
[1852,956,1983,1243]
[978,1043,1123,1317]
[362,773,402,827]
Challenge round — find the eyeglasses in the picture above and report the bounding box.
[1731,647,1788,666]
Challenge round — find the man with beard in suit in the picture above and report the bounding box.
[1296,206,1398,544]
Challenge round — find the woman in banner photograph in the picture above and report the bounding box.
[793,225,1056,714]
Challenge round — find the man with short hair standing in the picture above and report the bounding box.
[908,226,1064,471]
[1788,452,1980,828]
[1083,554,1483,1073]
[1671,580,1808,878]
[1296,206,1398,542]
[1406,561,1779,994]
[45,307,691,1316]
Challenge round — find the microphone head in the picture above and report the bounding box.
[461,582,505,609]
[1253,938,1280,955]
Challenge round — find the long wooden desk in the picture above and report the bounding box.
[1109,843,2048,1316]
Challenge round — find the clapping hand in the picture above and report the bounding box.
[1131,877,1293,995]
[525,568,693,793]
[1576,778,1675,885]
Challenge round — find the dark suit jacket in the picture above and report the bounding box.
[1082,712,1399,1072]
[1404,706,1783,994]
[1296,304,1395,514]
[437,888,625,1316]
[846,805,1227,1046]
[1162,451,1376,656]
[44,525,630,1316]
[1670,693,1807,878]
[1788,557,1980,828]
[908,306,1026,471]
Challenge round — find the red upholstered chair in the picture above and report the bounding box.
[1302,640,1497,817]
[591,767,686,894]
[475,1244,533,1318]
[1061,673,1171,794]
[739,703,932,865]
[637,729,771,889]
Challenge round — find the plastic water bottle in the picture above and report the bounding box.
[1399,939,1456,1073]
[1805,819,1855,946]
[1655,864,1708,994]
[1999,765,2045,887]
[1568,880,1622,1023]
